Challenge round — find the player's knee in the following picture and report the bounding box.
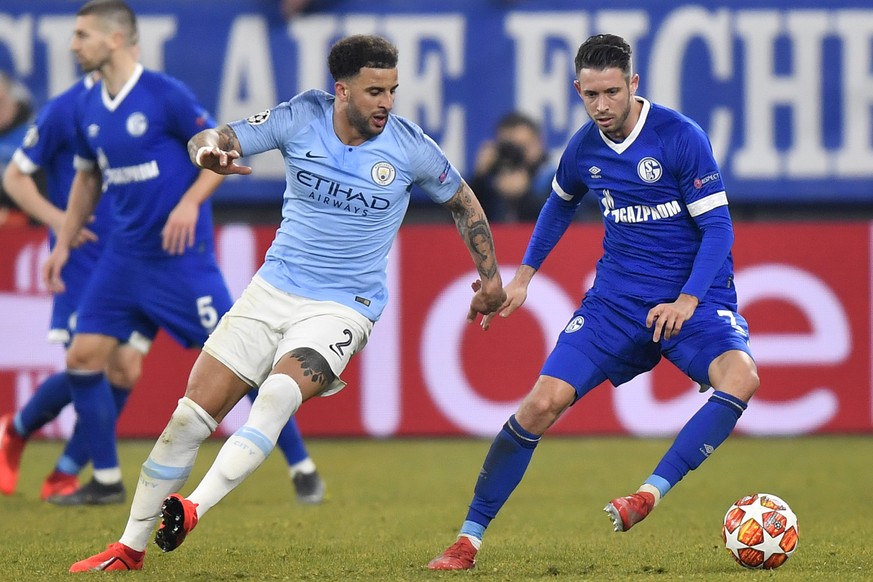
[106,346,143,388]
[105,357,142,388]
[65,349,104,372]
[250,374,303,430]
[739,368,760,402]
[163,396,219,441]
[516,380,574,431]
[65,337,113,372]
[723,363,760,403]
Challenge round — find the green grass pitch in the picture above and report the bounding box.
[2,436,871,581]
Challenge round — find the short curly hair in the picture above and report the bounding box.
[328,35,398,81]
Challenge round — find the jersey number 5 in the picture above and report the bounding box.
[197,296,219,332]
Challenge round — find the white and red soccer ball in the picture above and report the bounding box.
[722,493,799,569]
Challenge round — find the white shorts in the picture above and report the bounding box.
[203,275,373,396]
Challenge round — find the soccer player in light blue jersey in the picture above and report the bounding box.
[429,34,759,570]
[41,0,325,509]
[71,32,505,572]
[0,72,145,503]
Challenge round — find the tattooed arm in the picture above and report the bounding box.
[444,180,506,323]
[187,125,253,176]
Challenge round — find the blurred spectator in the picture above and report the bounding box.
[469,112,555,223]
[279,0,331,20]
[0,71,33,227]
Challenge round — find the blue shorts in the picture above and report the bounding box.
[49,245,103,345]
[540,288,753,399]
[76,248,233,349]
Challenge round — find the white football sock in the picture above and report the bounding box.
[637,483,662,506]
[93,467,122,485]
[119,397,216,552]
[188,374,302,517]
[290,457,316,477]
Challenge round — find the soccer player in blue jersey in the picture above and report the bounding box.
[39,0,324,507]
[70,32,505,572]
[428,33,760,570]
[0,71,145,503]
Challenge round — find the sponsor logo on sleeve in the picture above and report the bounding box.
[694,172,720,189]
[438,160,450,184]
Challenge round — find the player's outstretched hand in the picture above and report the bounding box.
[195,146,252,176]
[480,277,528,330]
[646,293,699,342]
[42,246,69,294]
[467,279,506,328]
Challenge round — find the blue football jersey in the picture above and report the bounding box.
[554,97,735,304]
[73,64,216,258]
[14,75,112,256]
[12,76,115,340]
[230,89,462,320]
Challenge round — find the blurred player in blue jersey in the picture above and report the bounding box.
[0,71,145,503]
[39,0,324,507]
[70,32,505,572]
[428,33,759,570]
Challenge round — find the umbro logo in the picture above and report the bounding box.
[305,151,326,159]
[589,166,601,178]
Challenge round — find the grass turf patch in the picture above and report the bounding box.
[2,436,871,581]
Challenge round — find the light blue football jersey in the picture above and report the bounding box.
[73,64,216,258]
[554,97,736,305]
[230,89,462,320]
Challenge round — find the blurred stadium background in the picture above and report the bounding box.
[2,0,872,441]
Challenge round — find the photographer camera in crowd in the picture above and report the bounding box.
[469,112,555,223]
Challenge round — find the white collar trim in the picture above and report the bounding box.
[599,96,650,154]
[101,63,143,112]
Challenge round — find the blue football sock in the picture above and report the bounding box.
[67,371,118,470]
[14,371,72,438]
[248,389,309,465]
[649,390,747,497]
[111,384,131,413]
[57,384,132,475]
[462,415,540,537]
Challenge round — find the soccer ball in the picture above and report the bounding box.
[722,493,799,569]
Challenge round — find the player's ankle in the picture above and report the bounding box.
[637,484,661,506]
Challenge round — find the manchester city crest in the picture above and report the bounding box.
[371,161,396,186]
